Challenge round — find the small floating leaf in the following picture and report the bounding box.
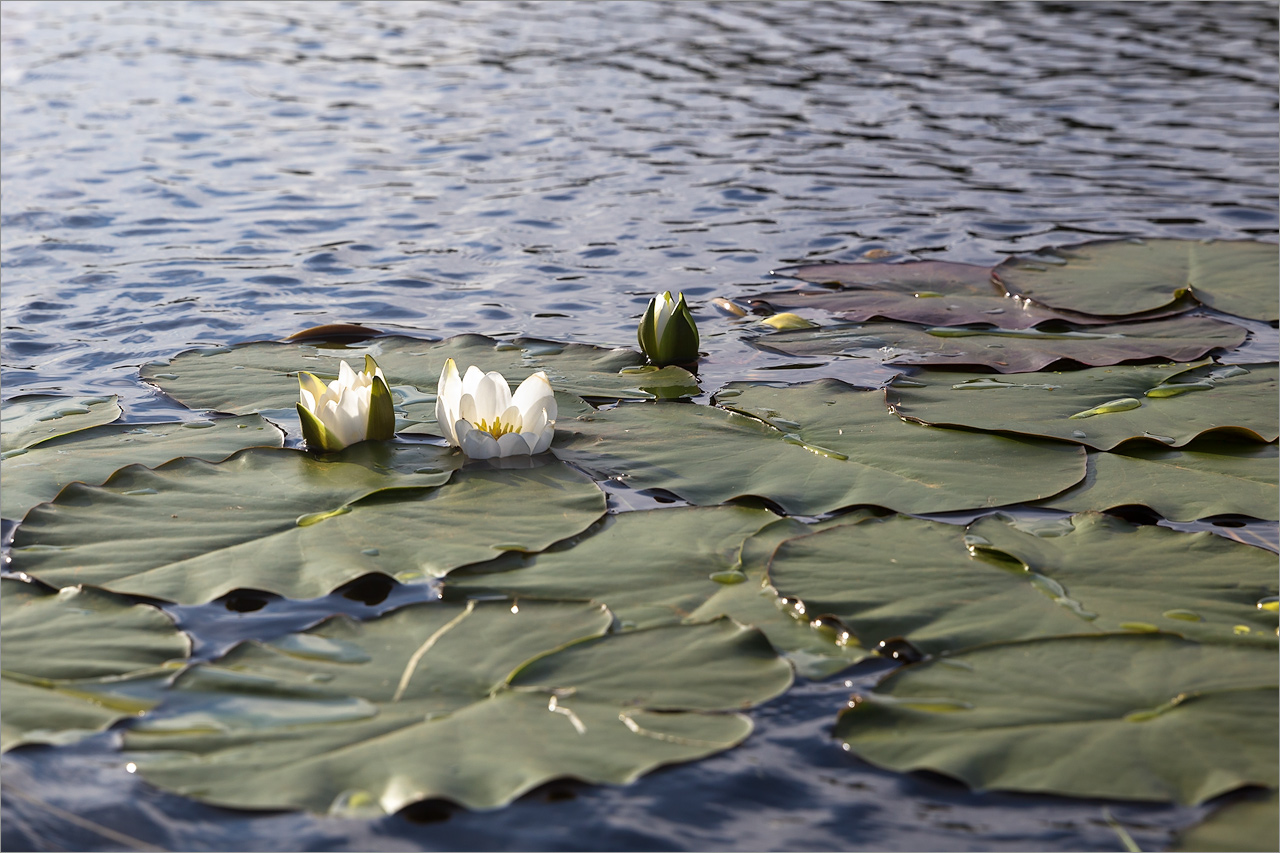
[1069,398,1142,419]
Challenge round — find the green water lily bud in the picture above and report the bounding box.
[296,354,395,452]
[638,291,700,366]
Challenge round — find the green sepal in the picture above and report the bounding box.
[638,298,660,360]
[658,293,700,365]
[367,374,395,441]
[296,403,346,453]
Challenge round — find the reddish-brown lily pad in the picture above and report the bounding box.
[766,261,1191,328]
[751,315,1246,374]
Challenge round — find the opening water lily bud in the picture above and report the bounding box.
[296,354,395,452]
[436,358,557,459]
[638,291,700,366]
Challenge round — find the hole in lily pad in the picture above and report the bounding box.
[337,573,397,606]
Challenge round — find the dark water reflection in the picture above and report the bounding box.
[2,1,1277,850]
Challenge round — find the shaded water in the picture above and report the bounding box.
[2,1,1277,850]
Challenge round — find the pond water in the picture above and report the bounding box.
[2,1,1277,850]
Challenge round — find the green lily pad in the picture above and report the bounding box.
[140,335,699,425]
[1,414,284,521]
[889,363,1279,450]
[8,445,463,602]
[1,579,189,751]
[448,506,875,678]
[1039,441,1279,522]
[836,633,1278,804]
[995,239,1279,322]
[1170,790,1279,852]
[767,261,1191,328]
[2,394,123,452]
[752,316,1246,374]
[124,601,792,813]
[10,448,605,604]
[767,512,1277,657]
[552,381,1085,517]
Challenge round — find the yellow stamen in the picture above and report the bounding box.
[476,417,517,439]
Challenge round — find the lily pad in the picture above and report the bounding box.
[889,362,1279,450]
[1,394,122,452]
[8,445,460,602]
[124,602,792,813]
[1170,790,1279,852]
[1,578,189,751]
[767,512,1278,656]
[448,506,875,678]
[995,239,1279,322]
[552,381,1085,517]
[1,414,284,521]
[751,316,1245,374]
[1039,441,1279,522]
[140,335,699,425]
[835,633,1278,804]
[766,261,1191,328]
[10,448,605,604]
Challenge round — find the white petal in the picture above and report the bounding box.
[300,388,317,412]
[436,359,462,445]
[528,423,555,454]
[338,359,358,389]
[461,428,501,459]
[459,392,480,426]
[511,371,555,420]
[497,431,532,457]
[461,365,486,397]
[654,292,676,339]
[519,399,555,440]
[475,371,512,420]
[498,404,522,432]
[453,418,475,448]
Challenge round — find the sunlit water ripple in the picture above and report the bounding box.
[2,1,1276,850]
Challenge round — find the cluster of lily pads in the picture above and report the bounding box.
[1,239,1276,843]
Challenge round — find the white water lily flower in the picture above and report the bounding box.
[436,358,557,459]
[297,355,395,452]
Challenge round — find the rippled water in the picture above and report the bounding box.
[2,1,1277,850]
